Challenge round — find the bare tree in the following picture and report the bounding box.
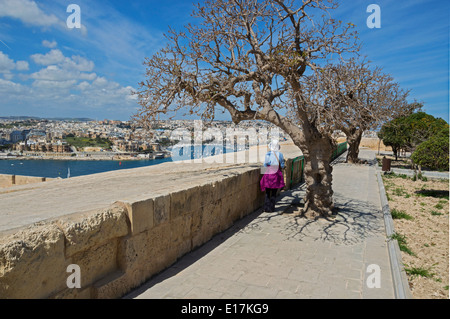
[133,0,359,218]
[308,58,413,163]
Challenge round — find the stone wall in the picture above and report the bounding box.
[0,141,349,299]
[336,137,392,151]
[0,165,268,299]
[0,174,55,188]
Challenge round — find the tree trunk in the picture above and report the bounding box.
[300,137,334,219]
[392,146,399,161]
[346,130,363,164]
[239,106,335,219]
[274,118,334,219]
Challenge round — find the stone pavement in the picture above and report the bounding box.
[389,167,449,180]
[124,150,397,299]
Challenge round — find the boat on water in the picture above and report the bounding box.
[153,152,166,159]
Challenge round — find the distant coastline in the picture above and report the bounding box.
[1,156,146,161]
[0,115,95,122]
[0,144,236,178]
[0,143,238,162]
[0,151,171,161]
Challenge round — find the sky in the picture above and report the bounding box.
[0,0,448,122]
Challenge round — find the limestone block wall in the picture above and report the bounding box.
[0,174,55,188]
[0,175,11,188]
[0,166,269,299]
[336,137,392,151]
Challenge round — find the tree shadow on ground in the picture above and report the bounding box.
[281,196,383,245]
[124,190,384,298]
[242,188,384,246]
[415,189,449,199]
[123,153,383,298]
[240,155,383,246]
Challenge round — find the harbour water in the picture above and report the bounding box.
[0,144,237,178]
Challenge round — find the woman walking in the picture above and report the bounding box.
[260,139,285,212]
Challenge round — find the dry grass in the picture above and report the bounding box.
[382,173,449,299]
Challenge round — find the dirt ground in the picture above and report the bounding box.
[382,173,449,299]
[376,154,414,170]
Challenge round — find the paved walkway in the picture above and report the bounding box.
[124,150,396,299]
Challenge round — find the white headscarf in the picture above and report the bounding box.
[269,139,280,152]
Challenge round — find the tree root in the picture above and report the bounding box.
[346,158,368,165]
[293,199,336,220]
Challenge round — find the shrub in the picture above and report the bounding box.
[411,127,449,171]
[379,111,448,161]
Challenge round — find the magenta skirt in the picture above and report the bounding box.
[260,166,285,191]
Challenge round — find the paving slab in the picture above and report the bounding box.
[125,150,397,299]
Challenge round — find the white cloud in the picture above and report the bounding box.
[31,49,94,72]
[0,78,27,94]
[78,76,136,104]
[2,73,13,80]
[15,60,29,71]
[29,65,97,87]
[31,49,65,65]
[31,79,77,89]
[78,72,97,81]
[0,0,61,27]
[42,40,57,48]
[0,0,86,36]
[28,48,97,90]
[1,47,137,118]
[0,50,15,72]
[62,55,94,72]
[91,76,109,88]
[30,65,67,81]
[77,81,90,91]
[0,51,29,72]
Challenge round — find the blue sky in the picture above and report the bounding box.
[0,0,448,122]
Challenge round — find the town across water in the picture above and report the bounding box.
[0,144,238,178]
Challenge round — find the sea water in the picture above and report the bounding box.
[0,144,237,178]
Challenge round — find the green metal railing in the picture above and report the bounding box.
[331,141,348,161]
[289,142,348,188]
[290,155,305,186]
